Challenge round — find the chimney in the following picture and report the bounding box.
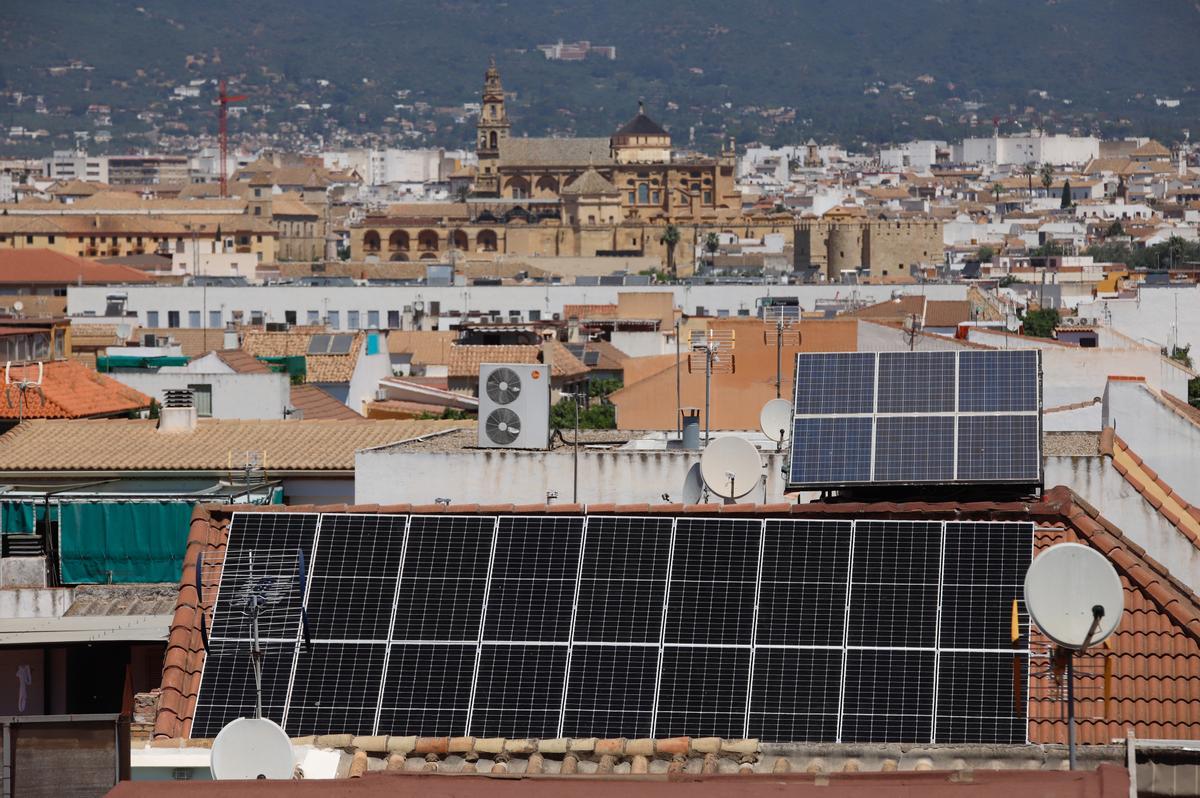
[158,389,198,433]
[223,323,239,350]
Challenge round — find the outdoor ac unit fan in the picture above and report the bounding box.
[477,363,549,450]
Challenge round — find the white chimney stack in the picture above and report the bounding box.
[157,389,198,433]
[223,325,239,350]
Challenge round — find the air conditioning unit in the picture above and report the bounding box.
[265,322,288,332]
[477,363,550,450]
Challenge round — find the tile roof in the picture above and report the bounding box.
[0,360,151,419]
[387,331,457,365]
[541,339,590,381]
[846,294,925,320]
[561,167,620,196]
[290,383,364,421]
[241,330,364,384]
[446,345,540,378]
[1103,429,1200,548]
[922,299,971,327]
[211,349,271,374]
[498,137,614,167]
[155,486,1200,746]
[0,249,155,286]
[0,418,469,472]
[129,329,226,358]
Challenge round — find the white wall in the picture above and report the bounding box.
[1046,454,1200,594]
[356,448,789,506]
[1078,286,1200,352]
[111,371,291,420]
[611,330,670,358]
[1103,380,1200,507]
[68,284,971,331]
[344,332,391,414]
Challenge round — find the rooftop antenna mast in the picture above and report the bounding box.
[761,305,801,399]
[217,80,247,198]
[3,361,44,424]
[688,328,735,444]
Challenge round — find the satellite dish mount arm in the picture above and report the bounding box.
[1065,605,1106,772]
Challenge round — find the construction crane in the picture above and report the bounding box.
[217,80,246,198]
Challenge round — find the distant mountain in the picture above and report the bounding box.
[1,0,1197,154]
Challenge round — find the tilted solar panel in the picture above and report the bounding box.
[788,349,1042,489]
[192,513,1033,744]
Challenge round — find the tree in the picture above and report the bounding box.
[1022,162,1037,199]
[660,224,681,278]
[1059,178,1072,209]
[550,395,616,430]
[1021,308,1060,338]
[1105,220,1125,238]
[991,182,1003,204]
[1039,163,1055,194]
[1168,344,1193,369]
[704,231,720,270]
[975,245,995,262]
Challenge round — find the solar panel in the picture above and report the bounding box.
[193,514,1032,744]
[307,334,331,355]
[328,334,354,355]
[789,350,1042,489]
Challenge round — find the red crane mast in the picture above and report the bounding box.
[217,80,247,198]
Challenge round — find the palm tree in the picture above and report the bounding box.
[1022,162,1037,200]
[704,232,720,271]
[660,224,681,279]
[991,183,1003,204]
[1040,162,1055,196]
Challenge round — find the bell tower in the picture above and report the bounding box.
[475,57,510,197]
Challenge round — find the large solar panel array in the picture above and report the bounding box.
[788,350,1042,489]
[192,513,1032,744]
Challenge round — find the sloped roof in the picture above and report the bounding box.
[0,418,469,472]
[561,167,620,196]
[499,137,613,167]
[0,250,155,286]
[846,294,925,320]
[211,349,271,374]
[0,360,151,419]
[386,331,457,365]
[154,486,1200,746]
[241,330,365,383]
[1131,140,1171,158]
[446,344,540,378]
[615,104,668,137]
[289,384,363,421]
[922,299,971,327]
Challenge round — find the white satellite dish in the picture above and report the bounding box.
[11,301,23,314]
[1024,543,1124,650]
[700,437,763,501]
[681,462,704,505]
[210,717,295,780]
[759,398,792,444]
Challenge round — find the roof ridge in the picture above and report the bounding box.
[1107,432,1200,548]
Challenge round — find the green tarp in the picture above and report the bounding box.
[58,501,195,584]
[0,502,48,534]
[96,355,191,372]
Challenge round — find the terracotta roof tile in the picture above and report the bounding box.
[0,418,469,471]
[0,249,155,286]
[447,345,540,378]
[290,384,363,420]
[212,349,271,374]
[0,360,150,419]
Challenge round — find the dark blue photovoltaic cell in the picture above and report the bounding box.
[790,417,873,484]
[958,351,1040,412]
[873,417,954,482]
[936,652,1028,744]
[792,353,875,414]
[957,415,1041,481]
[877,351,956,413]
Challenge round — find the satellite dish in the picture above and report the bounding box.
[210,717,295,780]
[681,462,704,505]
[1024,543,1124,650]
[11,301,23,314]
[759,399,792,443]
[412,300,425,313]
[700,437,763,500]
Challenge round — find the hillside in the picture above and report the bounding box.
[1,0,1197,154]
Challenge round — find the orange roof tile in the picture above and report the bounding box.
[289,384,363,420]
[0,360,150,419]
[0,249,155,286]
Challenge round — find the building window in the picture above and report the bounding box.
[253,207,261,216]
[367,310,380,328]
[703,190,713,204]
[628,191,636,204]
[529,309,541,321]
[146,311,159,327]
[307,310,320,324]
[327,310,340,329]
[637,184,649,204]
[209,310,222,328]
[347,310,361,329]
[285,310,297,325]
[188,384,213,417]
[25,235,33,244]
[250,311,264,326]
[188,310,201,328]
[387,310,400,329]
[167,310,180,328]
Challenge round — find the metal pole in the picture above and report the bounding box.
[704,345,712,445]
[250,612,263,720]
[1067,654,1076,770]
[775,319,782,399]
[675,319,681,442]
[573,392,579,504]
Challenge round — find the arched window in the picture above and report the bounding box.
[637,184,649,204]
[388,230,409,252]
[489,131,498,148]
[362,230,381,253]
[476,229,498,252]
[417,230,440,252]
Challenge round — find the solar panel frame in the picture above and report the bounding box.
[788,350,1042,489]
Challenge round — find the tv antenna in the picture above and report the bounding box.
[195,547,313,723]
[759,398,792,453]
[4,361,45,424]
[1024,543,1124,771]
[761,307,801,399]
[688,329,735,444]
[210,716,294,780]
[700,436,763,504]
